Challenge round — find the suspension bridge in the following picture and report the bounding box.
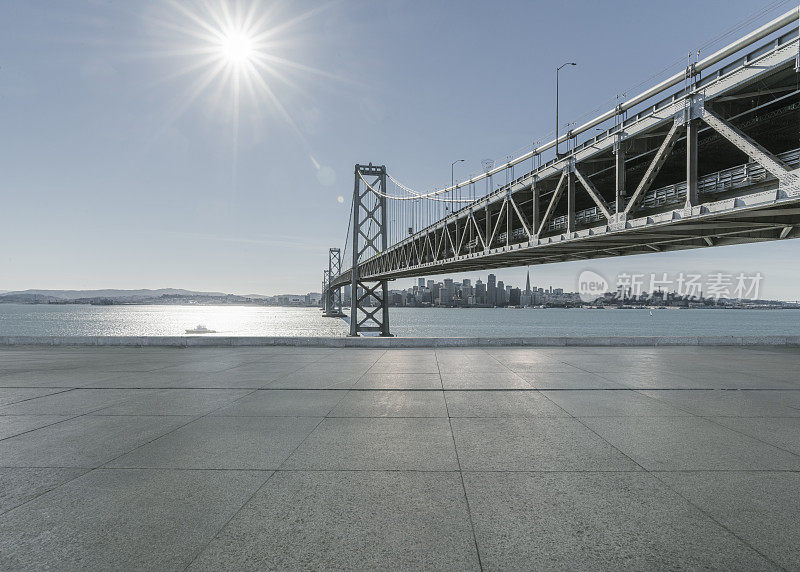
[323,6,800,336]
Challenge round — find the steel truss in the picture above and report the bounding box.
[328,17,800,285]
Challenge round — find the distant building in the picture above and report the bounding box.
[475,280,486,305]
[438,288,453,305]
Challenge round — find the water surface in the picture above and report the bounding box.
[0,304,798,337]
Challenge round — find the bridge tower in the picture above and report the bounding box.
[322,270,329,313]
[350,164,391,336]
[323,248,344,317]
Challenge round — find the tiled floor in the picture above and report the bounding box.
[0,345,798,570]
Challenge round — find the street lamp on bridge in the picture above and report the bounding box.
[556,62,577,158]
[448,159,465,212]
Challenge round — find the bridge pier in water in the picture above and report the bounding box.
[323,248,344,318]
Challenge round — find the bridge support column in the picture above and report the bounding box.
[485,201,491,252]
[350,164,392,337]
[322,270,329,313]
[566,168,576,234]
[614,139,626,215]
[531,176,540,238]
[686,118,699,207]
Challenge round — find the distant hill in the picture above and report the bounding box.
[0,293,62,304]
[0,288,228,301]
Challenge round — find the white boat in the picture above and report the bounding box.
[185,324,216,334]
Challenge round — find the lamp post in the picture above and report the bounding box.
[448,159,465,213]
[556,62,577,158]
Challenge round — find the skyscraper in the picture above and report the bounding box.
[475,280,486,305]
[418,278,425,288]
[525,268,531,295]
[487,274,497,306]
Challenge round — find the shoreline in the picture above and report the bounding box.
[2,335,800,347]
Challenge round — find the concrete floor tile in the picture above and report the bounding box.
[0,388,70,407]
[212,389,344,417]
[0,467,87,514]
[354,373,442,389]
[444,390,569,417]
[0,415,190,467]
[281,417,458,471]
[107,416,321,469]
[437,363,511,374]
[441,371,531,390]
[541,389,692,417]
[267,371,361,389]
[367,355,440,373]
[0,468,270,570]
[520,372,628,389]
[86,372,208,389]
[0,415,69,441]
[654,471,800,570]
[504,363,587,373]
[0,369,116,388]
[329,390,447,418]
[0,389,158,416]
[583,416,800,470]
[451,418,641,471]
[639,390,800,417]
[710,416,800,455]
[463,471,773,570]
[616,371,797,390]
[189,471,479,571]
[92,389,251,416]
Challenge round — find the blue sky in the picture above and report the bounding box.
[1,0,798,299]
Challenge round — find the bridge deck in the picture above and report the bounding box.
[0,345,798,569]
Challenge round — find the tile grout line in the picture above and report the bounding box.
[437,348,484,572]
[696,414,800,460]
[535,383,791,569]
[179,469,279,571]
[182,400,338,570]
[647,471,789,570]
[0,385,271,519]
[0,388,178,444]
[0,387,77,407]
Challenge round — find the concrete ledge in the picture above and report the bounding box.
[1,335,799,347]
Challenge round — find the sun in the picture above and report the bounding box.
[148,1,347,182]
[220,31,254,66]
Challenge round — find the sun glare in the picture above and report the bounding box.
[220,31,254,65]
[150,1,345,182]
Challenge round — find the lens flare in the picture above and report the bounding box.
[220,31,253,65]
